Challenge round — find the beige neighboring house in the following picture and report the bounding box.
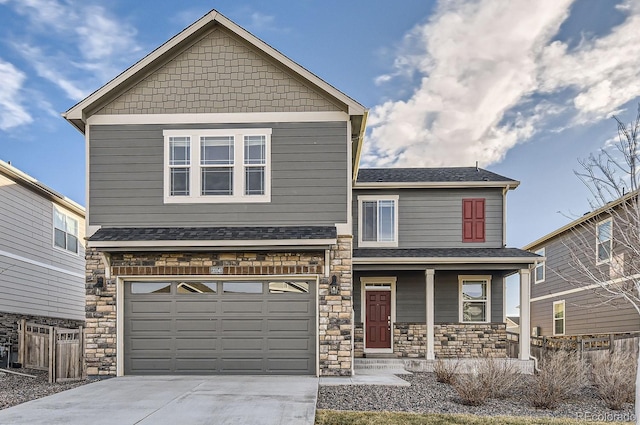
[505,316,520,333]
[0,160,85,363]
[525,193,640,338]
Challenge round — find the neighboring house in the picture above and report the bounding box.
[525,193,640,338]
[63,10,537,377]
[0,160,85,360]
[506,316,520,333]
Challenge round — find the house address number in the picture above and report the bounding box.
[210,266,224,274]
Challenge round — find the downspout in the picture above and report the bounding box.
[502,185,509,246]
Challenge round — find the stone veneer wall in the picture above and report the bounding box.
[435,323,506,358]
[354,322,507,359]
[394,323,427,358]
[86,242,353,377]
[319,235,353,376]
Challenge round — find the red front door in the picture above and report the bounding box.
[365,291,391,348]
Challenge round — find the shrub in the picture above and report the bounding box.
[451,367,489,406]
[528,350,587,409]
[591,350,636,410]
[477,357,522,399]
[450,357,522,405]
[433,358,459,384]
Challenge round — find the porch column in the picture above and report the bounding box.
[425,269,435,360]
[519,268,531,360]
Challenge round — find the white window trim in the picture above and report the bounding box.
[553,300,565,336]
[357,195,399,248]
[534,248,545,284]
[52,205,80,256]
[458,275,492,323]
[163,128,271,204]
[595,217,613,265]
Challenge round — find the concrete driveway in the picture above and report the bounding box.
[0,375,319,425]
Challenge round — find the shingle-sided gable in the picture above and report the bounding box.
[95,26,342,115]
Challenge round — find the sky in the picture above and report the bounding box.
[2,0,640,315]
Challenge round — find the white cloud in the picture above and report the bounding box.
[367,0,640,168]
[7,0,141,99]
[0,59,32,130]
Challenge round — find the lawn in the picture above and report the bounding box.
[315,410,634,424]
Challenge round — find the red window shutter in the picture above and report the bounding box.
[462,198,485,242]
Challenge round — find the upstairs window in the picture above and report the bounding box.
[358,196,398,247]
[462,198,485,242]
[596,218,612,264]
[534,248,545,283]
[164,129,271,203]
[53,207,79,254]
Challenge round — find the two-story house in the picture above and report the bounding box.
[0,160,85,362]
[63,10,537,377]
[525,192,640,338]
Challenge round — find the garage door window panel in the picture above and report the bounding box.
[223,281,263,294]
[268,281,310,294]
[131,282,172,294]
[177,281,217,294]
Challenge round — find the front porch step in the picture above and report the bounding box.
[354,358,412,374]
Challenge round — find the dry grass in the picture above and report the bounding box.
[591,350,636,410]
[450,358,522,405]
[315,410,631,425]
[527,350,587,409]
[433,358,458,384]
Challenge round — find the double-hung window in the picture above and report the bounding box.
[164,129,271,203]
[358,196,398,247]
[53,207,79,254]
[596,218,612,264]
[553,300,565,336]
[534,248,545,283]
[459,276,491,323]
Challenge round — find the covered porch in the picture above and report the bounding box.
[352,247,540,361]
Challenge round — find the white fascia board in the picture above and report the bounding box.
[214,13,365,116]
[0,160,85,217]
[64,10,365,123]
[64,11,220,121]
[88,238,337,249]
[354,181,520,190]
[352,256,540,265]
[87,111,349,126]
[530,273,640,303]
[523,190,639,251]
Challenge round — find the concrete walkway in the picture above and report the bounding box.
[0,375,319,425]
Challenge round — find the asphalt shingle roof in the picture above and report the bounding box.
[353,247,538,258]
[89,226,337,242]
[356,167,516,184]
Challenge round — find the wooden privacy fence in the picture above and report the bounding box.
[18,320,85,383]
[506,331,640,362]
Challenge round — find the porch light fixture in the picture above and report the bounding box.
[329,275,339,295]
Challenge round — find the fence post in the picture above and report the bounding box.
[79,326,85,379]
[48,326,55,384]
[18,319,26,366]
[609,333,615,353]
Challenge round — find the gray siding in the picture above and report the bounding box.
[97,26,342,115]
[352,188,503,249]
[529,217,640,336]
[0,174,85,321]
[434,271,504,323]
[89,122,348,227]
[531,294,640,336]
[353,270,505,324]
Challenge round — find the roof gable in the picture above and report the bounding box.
[64,10,365,132]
